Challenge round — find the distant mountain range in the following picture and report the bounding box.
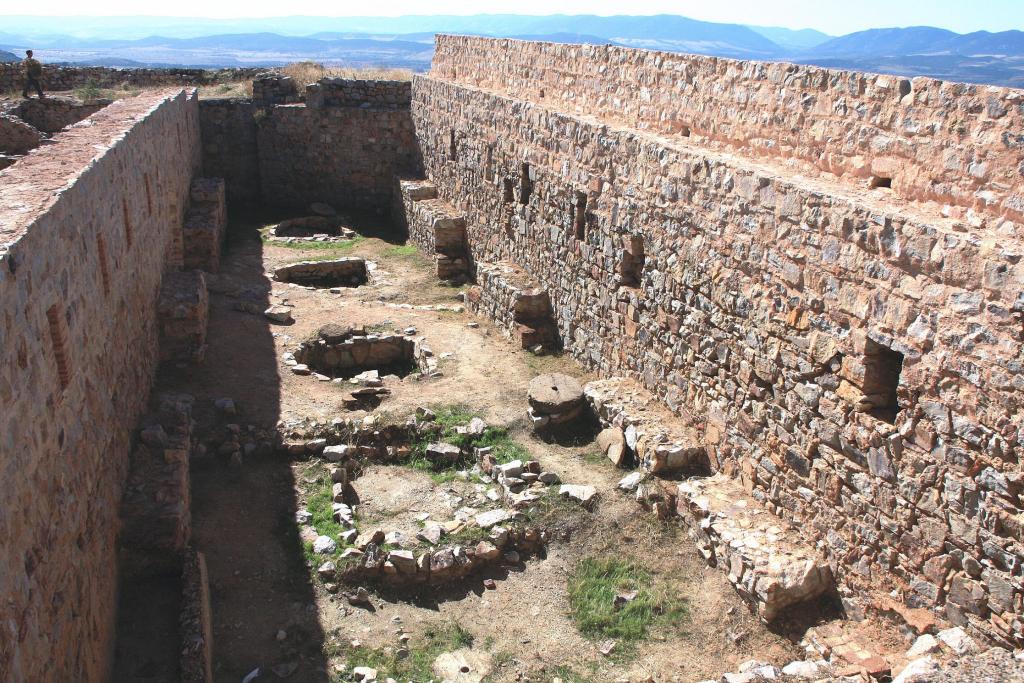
[1,15,1022,87]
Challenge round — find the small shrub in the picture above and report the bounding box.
[75,81,101,102]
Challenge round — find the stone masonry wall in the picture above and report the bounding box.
[409,55,1024,647]
[0,89,201,682]
[201,78,420,209]
[0,63,263,94]
[431,35,1024,226]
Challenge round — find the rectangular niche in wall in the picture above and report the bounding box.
[861,338,904,423]
[573,191,587,239]
[519,162,533,205]
[619,234,645,288]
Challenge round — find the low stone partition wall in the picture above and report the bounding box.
[466,261,559,350]
[180,548,215,683]
[395,178,470,280]
[0,88,200,682]
[158,271,209,364]
[273,256,368,287]
[182,177,227,272]
[584,377,706,475]
[119,392,194,579]
[676,474,836,623]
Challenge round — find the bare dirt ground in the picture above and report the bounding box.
[156,208,858,683]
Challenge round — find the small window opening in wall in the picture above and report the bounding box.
[861,339,904,423]
[121,198,134,248]
[869,175,893,190]
[539,88,545,98]
[680,125,691,137]
[519,162,533,205]
[573,191,588,239]
[96,234,111,296]
[46,304,72,391]
[619,234,646,287]
[502,177,515,203]
[143,173,153,215]
[449,129,457,159]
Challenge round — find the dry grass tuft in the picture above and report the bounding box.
[279,61,413,85]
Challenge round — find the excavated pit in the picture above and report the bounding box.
[273,256,369,288]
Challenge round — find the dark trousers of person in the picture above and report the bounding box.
[23,76,43,98]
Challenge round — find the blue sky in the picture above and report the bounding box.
[6,1,1024,35]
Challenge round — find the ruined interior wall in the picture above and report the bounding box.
[201,80,420,210]
[431,35,1024,225]
[411,71,1024,645]
[0,89,201,682]
[199,99,261,203]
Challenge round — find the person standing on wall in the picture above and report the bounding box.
[22,50,44,99]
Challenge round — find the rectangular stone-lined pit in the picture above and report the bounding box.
[294,325,419,378]
[273,257,368,287]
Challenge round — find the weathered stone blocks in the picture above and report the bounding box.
[677,474,835,623]
[466,261,559,350]
[182,177,227,272]
[158,270,209,363]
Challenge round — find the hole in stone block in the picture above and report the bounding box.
[502,177,514,203]
[46,304,72,391]
[96,233,111,296]
[680,125,691,137]
[619,235,645,288]
[869,175,892,189]
[573,191,587,240]
[862,339,904,423]
[122,197,134,248]
[294,325,418,380]
[519,162,532,205]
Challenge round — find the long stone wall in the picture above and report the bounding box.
[408,49,1024,647]
[201,79,420,210]
[431,35,1024,226]
[0,63,263,93]
[0,88,201,682]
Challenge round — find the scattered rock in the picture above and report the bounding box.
[433,650,492,683]
[313,535,337,555]
[617,471,643,491]
[596,427,628,466]
[892,656,940,683]
[347,587,371,607]
[559,484,598,507]
[352,665,378,681]
[906,634,940,658]
[264,305,294,324]
[290,364,310,376]
[475,509,514,529]
[937,626,977,655]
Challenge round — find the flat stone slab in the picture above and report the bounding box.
[528,373,584,414]
[273,257,367,287]
[584,377,705,475]
[676,474,834,623]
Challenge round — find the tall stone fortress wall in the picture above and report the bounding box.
[431,35,1024,227]
[0,63,264,93]
[410,36,1024,645]
[0,89,201,681]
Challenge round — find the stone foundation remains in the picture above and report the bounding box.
[182,177,227,272]
[4,30,1024,682]
[273,256,368,287]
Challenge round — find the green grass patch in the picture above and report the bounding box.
[384,244,420,258]
[548,664,590,683]
[405,404,529,479]
[301,473,354,571]
[567,556,688,656]
[334,620,474,682]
